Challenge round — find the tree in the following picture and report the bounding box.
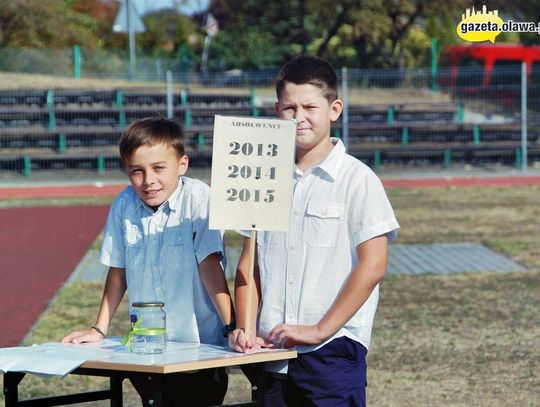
[208,0,305,69]
[0,0,103,48]
[138,10,195,58]
[307,0,472,69]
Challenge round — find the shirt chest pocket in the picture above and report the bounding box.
[306,202,344,247]
[125,226,143,272]
[162,226,195,273]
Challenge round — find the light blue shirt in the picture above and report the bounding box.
[99,177,225,345]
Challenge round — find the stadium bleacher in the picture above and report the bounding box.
[0,88,538,175]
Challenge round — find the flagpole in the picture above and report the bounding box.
[127,0,136,80]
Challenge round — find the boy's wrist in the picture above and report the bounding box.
[91,326,106,338]
[221,321,237,337]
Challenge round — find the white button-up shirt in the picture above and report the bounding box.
[99,177,225,345]
[255,139,399,371]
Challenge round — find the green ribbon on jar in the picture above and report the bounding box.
[121,318,167,348]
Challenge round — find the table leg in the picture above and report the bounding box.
[110,376,124,407]
[129,373,167,407]
[4,372,25,406]
[251,365,266,405]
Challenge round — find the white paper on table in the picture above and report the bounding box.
[0,339,122,377]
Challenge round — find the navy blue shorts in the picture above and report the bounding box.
[263,336,368,406]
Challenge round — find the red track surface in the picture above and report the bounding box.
[0,205,109,347]
[1,176,540,202]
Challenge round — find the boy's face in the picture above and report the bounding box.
[125,143,188,211]
[275,82,342,155]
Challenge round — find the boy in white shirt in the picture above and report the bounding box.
[229,56,399,406]
[63,117,235,406]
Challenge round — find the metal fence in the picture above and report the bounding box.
[0,47,538,181]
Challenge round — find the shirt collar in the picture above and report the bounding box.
[313,138,346,181]
[135,177,183,213]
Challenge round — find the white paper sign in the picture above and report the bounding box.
[209,115,296,231]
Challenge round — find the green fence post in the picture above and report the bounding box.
[97,154,105,175]
[373,150,381,170]
[116,90,125,128]
[401,126,409,145]
[180,89,188,107]
[46,90,56,131]
[443,149,452,169]
[197,134,205,151]
[58,133,66,155]
[73,45,81,80]
[180,43,189,86]
[334,129,342,139]
[185,109,192,128]
[250,87,259,117]
[515,148,522,169]
[23,156,32,177]
[387,106,395,125]
[431,38,438,92]
[473,124,480,145]
[456,103,464,124]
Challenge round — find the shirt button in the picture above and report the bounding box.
[288,280,293,285]
[289,246,294,251]
[293,210,299,215]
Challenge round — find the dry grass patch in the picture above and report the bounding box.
[369,271,540,406]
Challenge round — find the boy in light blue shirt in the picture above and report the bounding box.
[63,117,235,405]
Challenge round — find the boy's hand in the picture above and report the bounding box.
[61,328,104,344]
[268,323,325,348]
[228,328,274,353]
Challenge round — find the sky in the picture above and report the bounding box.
[132,0,210,16]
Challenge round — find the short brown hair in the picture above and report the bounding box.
[119,117,185,163]
[276,55,338,102]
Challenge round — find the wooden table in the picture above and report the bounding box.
[2,340,297,406]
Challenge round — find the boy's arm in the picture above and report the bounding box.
[198,252,235,329]
[228,236,264,353]
[268,234,388,348]
[61,267,127,344]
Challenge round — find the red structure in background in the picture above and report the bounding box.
[443,43,540,88]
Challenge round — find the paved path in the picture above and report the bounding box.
[387,243,526,275]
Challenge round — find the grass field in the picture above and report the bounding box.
[1,185,539,406]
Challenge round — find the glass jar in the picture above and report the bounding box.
[130,301,166,354]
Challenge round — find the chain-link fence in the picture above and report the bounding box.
[0,47,538,181]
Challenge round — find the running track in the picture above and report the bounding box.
[1,175,540,201]
[0,205,109,347]
[1,174,540,347]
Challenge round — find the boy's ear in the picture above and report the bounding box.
[330,99,343,122]
[178,154,189,176]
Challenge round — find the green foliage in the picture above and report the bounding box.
[138,10,196,58]
[0,0,103,48]
[1,1,539,71]
[211,29,283,69]
[208,0,305,69]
